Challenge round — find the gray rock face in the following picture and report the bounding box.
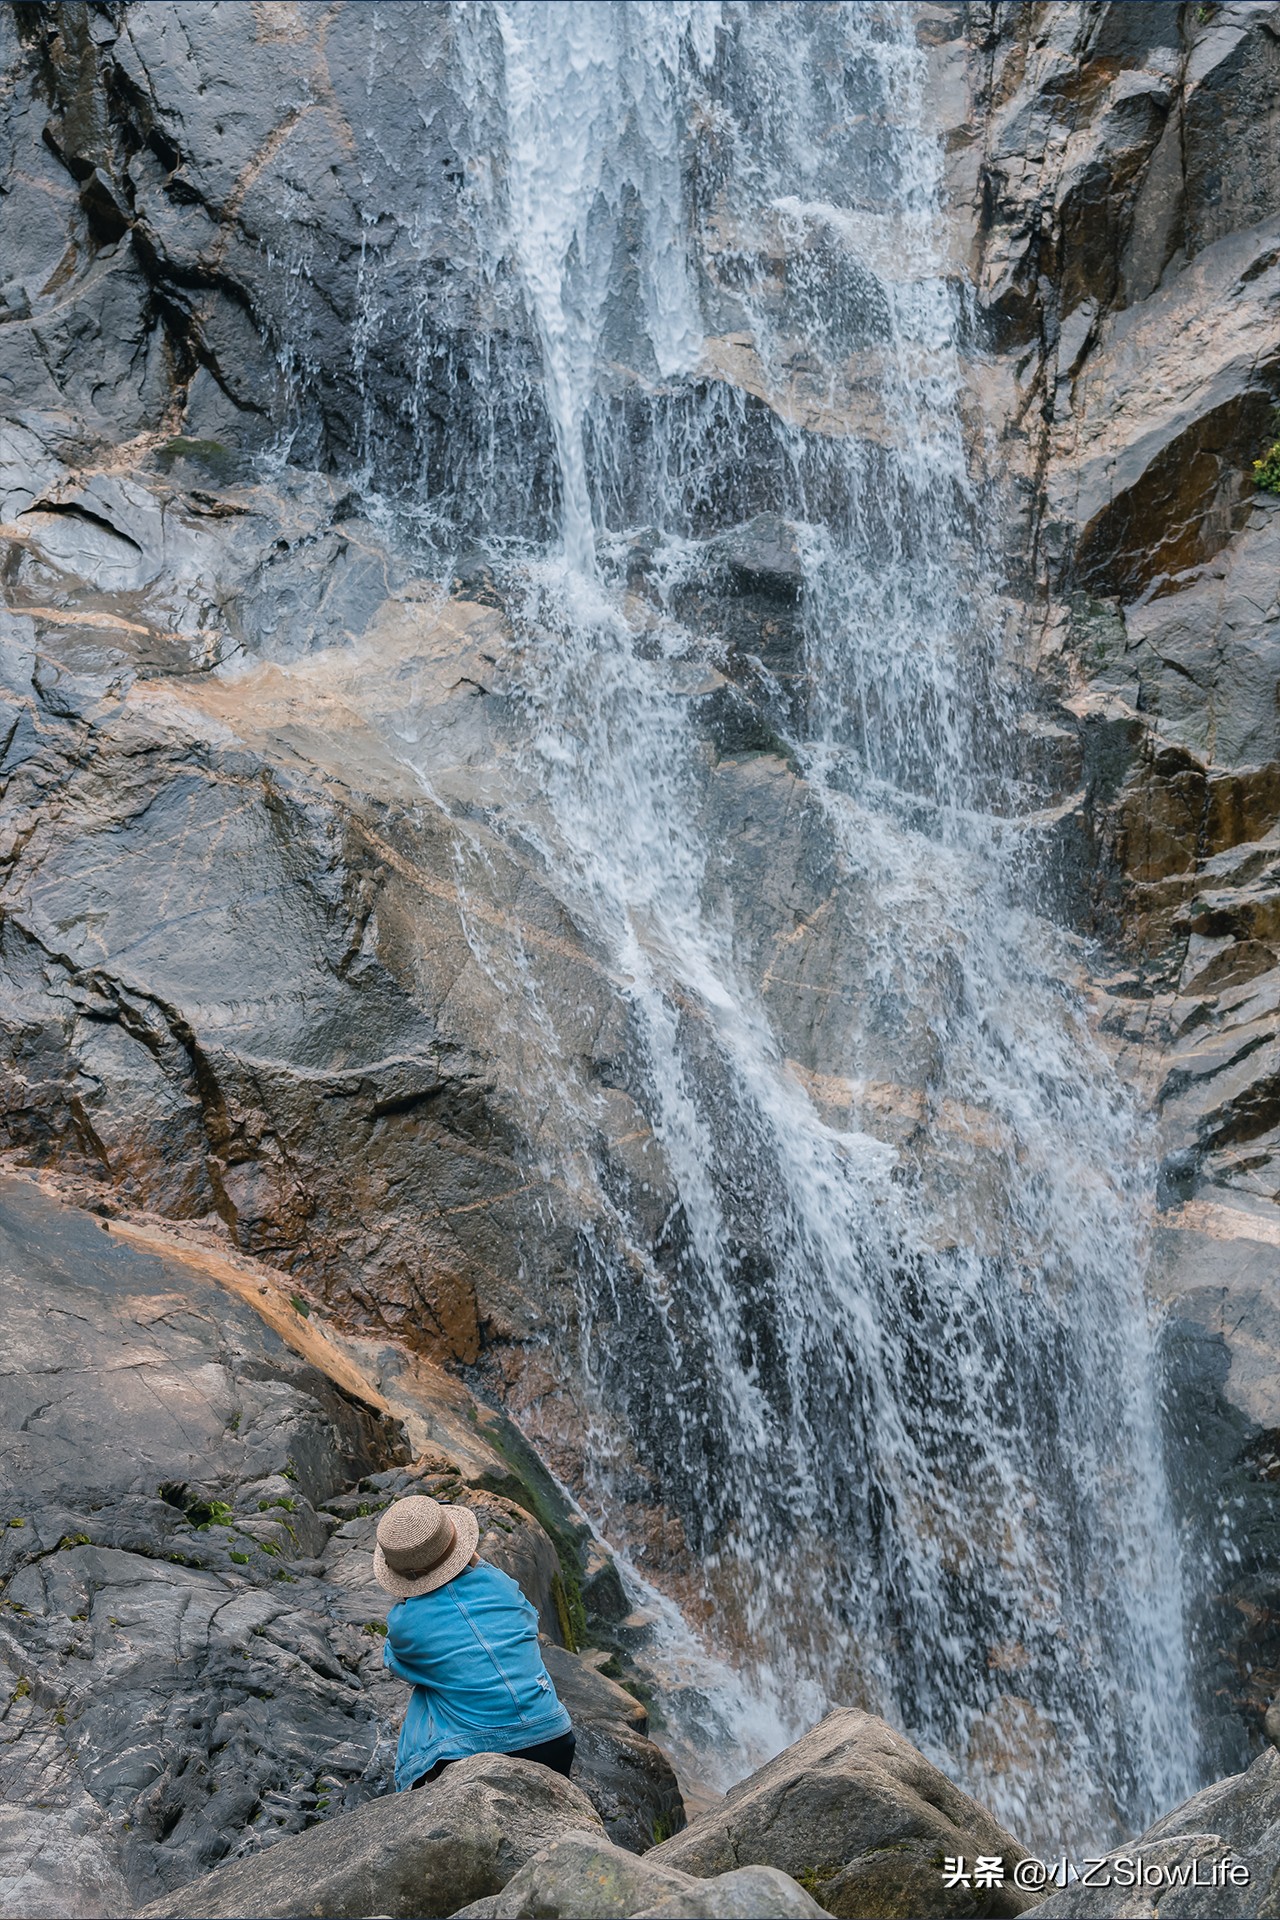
[452,1831,825,1920]
[137,1753,605,1920]
[0,1173,676,1915]
[1033,1745,1280,1918]
[650,1708,1037,1920]
[635,1868,828,1920]
[0,2,546,518]
[953,0,1280,1771]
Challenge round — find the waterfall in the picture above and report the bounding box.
[374,0,1198,1848]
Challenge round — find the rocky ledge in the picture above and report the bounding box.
[0,1172,681,1917]
[133,1707,1280,1920]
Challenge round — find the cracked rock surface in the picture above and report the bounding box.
[0,1172,683,1917]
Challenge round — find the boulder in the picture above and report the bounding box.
[137,1754,605,1919]
[636,1868,828,1919]
[541,1646,686,1852]
[1033,1745,1280,1918]
[650,1710,1037,1919]
[451,1832,825,1920]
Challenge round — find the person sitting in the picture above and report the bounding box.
[374,1493,575,1791]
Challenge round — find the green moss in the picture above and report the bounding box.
[289,1294,310,1318]
[154,436,240,481]
[362,1619,388,1637]
[192,1500,234,1530]
[56,1534,91,1550]
[473,1409,589,1651]
[11,1676,30,1701]
[7,1518,25,1529]
[550,1570,585,1654]
[229,1550,250,1565]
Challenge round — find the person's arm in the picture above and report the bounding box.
[382,1607,435,1687]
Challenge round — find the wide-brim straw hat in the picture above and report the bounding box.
[373,1494,481,1601]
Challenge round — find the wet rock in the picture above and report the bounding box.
[710,515,806,601]
[452,1831,825,1920]
[137,1754,605,1920]
[1034,1746,1280,1918]
[650,1709,1037,1920]
[541,1646,686,1853]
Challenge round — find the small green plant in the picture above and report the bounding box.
[289,1293,310,1318]
[229,1550,250,1565]
[57,1534,91,1550]
[1254,441,1280,494]
[11,1677,31,1701]
[1195,2,1217,20]
[7,1518,25,1529]
[362,1619,388,1637]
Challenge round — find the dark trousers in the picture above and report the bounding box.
[411,1729,576,1789]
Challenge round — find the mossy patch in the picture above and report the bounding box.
[472,1406,589,1651]
[154,436,242,483]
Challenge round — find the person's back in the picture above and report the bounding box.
[373,1494,574,1791]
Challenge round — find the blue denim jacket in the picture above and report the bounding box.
[383,1560,572,1790]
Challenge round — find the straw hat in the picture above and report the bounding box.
[373,1495,481,1601]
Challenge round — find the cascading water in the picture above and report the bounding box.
[360,0,1200,1849]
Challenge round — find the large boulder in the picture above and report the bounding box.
[1034,1745,1280,1918]
[451,1831,825,1920]
[137,1754,605,1919]
[650,1710,1037,1919]
[541,1646,686,1853]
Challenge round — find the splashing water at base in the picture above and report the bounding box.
[397,0,1200,1847]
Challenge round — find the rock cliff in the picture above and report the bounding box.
[936,0,1280,1772]
[2,2,1280,1911]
